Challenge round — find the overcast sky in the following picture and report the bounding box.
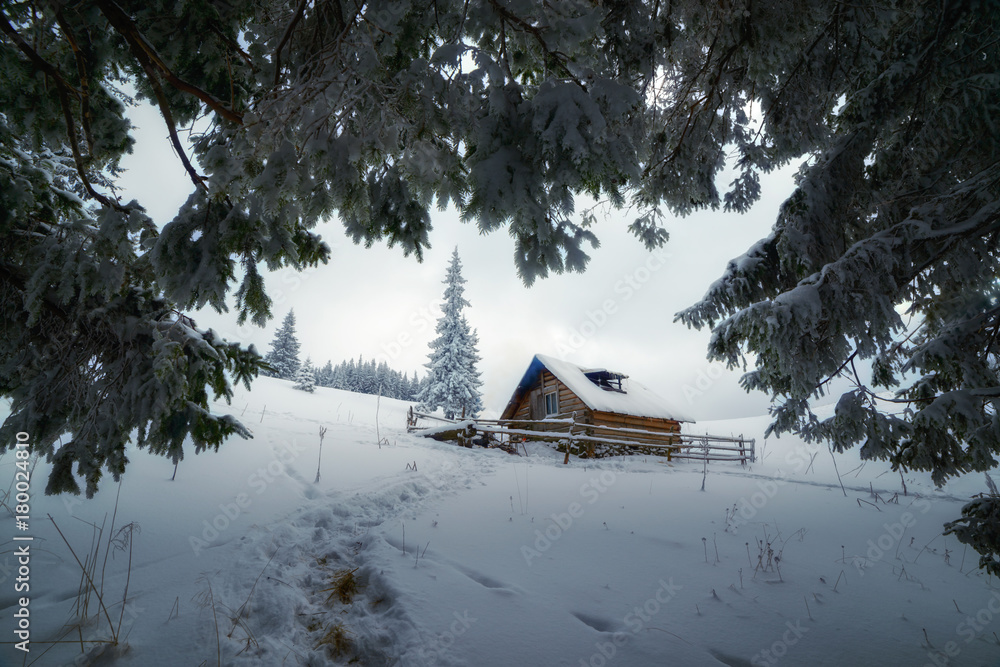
[119,101,813,425]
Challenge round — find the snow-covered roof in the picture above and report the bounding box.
[503,354,695,423]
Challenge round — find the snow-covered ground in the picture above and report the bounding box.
[3,376,1000,666]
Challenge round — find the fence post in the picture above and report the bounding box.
[564,412,577,464]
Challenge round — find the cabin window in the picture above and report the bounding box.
[544,390,559,416]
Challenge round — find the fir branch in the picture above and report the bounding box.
[486,0,585,89]
[53,9,96,155]
[135,59,206,188]
[0,12,79,97]
[273,0,309,87]
[95,0,244,124]
[0,14,126,212]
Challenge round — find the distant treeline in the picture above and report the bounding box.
[315,356,427,401]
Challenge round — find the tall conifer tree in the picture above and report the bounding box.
[418,249,483,419]
[263,310,301,379]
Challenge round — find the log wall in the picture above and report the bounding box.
[508,370,592,431]
[589,411,681,446]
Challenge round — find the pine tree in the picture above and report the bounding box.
[343,359,357,392]
[331,361,346,390]
[294,357,316,393]
[316,361,334,387]
[410,373,425,402]
[418,249,484,419]
[263,310,301,379]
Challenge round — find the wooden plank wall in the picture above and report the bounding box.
[508,370,593,431]
[546,371,589,418]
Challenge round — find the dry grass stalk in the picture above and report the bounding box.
[321,567,360,605]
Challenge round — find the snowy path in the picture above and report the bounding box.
[213,433,507,666]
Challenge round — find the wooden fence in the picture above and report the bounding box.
[406,408,754,464]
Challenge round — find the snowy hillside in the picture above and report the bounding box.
[3,376,1000,666]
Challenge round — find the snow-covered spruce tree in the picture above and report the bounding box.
[341,359,358,393]
[316,361,334,388]
[399,372,412,401]
[418,249,483,420]
[664,3,1000,571]
[294,358,316,393]
[263,310,301,379]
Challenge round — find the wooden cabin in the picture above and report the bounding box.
[500,355,694,456]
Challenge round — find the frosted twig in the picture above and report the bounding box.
[315,427,327,483]
[829,445,847,497]
[857,498,881,511]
